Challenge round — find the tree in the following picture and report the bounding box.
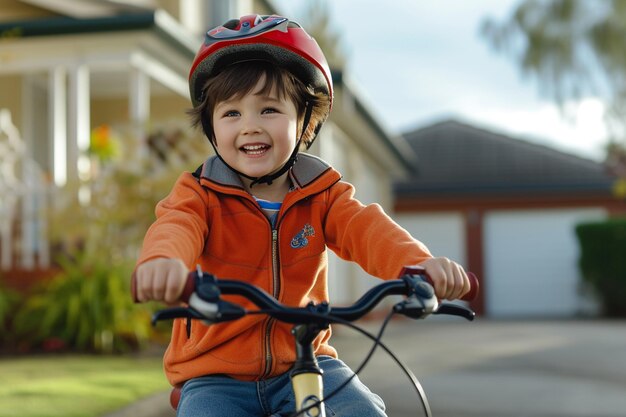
[296,0,347,71]
[480,0,626,145]
[481,0,626,191]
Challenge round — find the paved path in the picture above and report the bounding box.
[106,318,626,417]
[338,318,626,417]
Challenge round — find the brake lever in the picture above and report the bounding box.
[151,306,205,325]
[393,295,438,319]
[189,279,246,325]
[434,303,475,321]
[393,277,439,319]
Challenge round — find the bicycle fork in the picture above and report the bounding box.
[289,323,326,417]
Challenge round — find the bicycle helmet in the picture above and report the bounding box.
[189,15,333,186]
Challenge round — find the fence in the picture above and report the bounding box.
[0,109,50,271]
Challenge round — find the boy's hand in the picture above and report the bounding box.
[417,257,470,300]
[134,258,188,304]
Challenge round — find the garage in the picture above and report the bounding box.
[393,120,625,317]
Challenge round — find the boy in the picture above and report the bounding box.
[134,15,470,416]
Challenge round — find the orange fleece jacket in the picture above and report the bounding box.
[136,154,432,385]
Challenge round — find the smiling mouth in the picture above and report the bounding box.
[241,144,270,155]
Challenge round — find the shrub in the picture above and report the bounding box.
[10,123,206,352]
[575,218,626,317]
[13,253,153,353]
[0,278,22,349]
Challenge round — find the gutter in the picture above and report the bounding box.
[394,181,615,196]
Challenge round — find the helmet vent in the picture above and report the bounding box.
[222,19,240,30]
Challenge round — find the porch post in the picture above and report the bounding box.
[129,67,150,155]
[49,67,67,186]
[68,64,91,184]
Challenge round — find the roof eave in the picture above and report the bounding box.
[332,69,417,174]
[394,181,616,197]
[0,10,197,59]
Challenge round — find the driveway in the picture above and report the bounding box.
[335,318,626,417]
[107,318,626,417]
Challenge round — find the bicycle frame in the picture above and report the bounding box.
[291,323,327,417]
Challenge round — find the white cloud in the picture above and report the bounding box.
[462,99,607,161]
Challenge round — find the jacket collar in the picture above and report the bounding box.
[198,153,341,192]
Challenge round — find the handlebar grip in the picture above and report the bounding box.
[180,272,196,303]
[464,272,479,301]
[399,265,479,301]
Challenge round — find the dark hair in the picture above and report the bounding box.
[188,60,329,147]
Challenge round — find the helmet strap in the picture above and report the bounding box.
[200,101,315,188]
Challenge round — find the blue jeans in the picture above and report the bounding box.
[177,356,387,416]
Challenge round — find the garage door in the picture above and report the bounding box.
[484,208,606,317]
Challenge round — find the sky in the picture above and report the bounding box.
[273,0,608,162]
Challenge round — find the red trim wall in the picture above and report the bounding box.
[464,209,485,315]
[395,192,626,212]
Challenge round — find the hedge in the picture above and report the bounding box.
[575,218,626,317]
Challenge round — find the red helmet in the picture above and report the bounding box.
[188,15,333,110]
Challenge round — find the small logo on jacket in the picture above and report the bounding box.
[291,224,315,249]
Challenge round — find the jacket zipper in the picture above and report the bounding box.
[253,194,299,379]
[262,228,280,378]
[271,229,280,299]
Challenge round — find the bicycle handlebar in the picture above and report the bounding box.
[145,265,479,325]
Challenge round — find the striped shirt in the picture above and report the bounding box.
[254,197,282,228]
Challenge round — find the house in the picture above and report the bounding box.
[0,0,415,302]
[394,119,626,317]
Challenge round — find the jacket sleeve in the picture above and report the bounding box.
[136,172,210,269]
[323,181,432,280]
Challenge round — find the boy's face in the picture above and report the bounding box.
[212,77,299,183]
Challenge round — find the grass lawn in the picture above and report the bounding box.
[0,354,170,417]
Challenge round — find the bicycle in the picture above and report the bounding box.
[138,265,478,417]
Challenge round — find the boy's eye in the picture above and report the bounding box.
[223,110,240,117]
[262,107,279,114]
